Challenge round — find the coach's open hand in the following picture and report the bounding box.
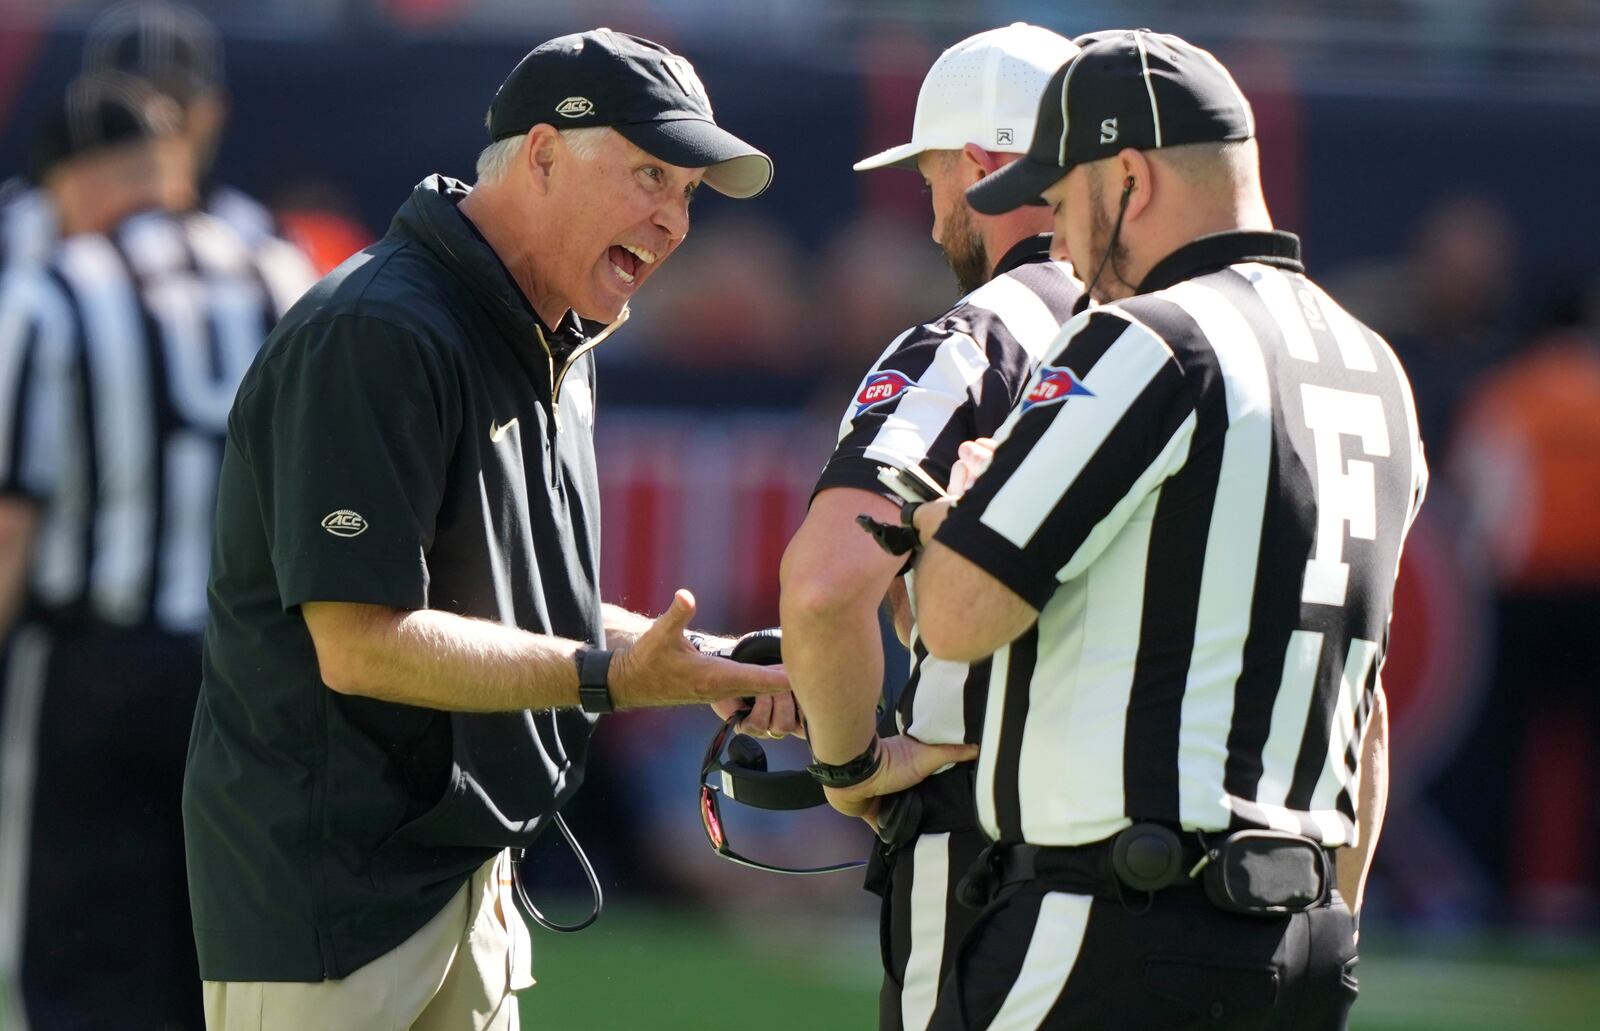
[608,590,790,708]
[822,735,979,829]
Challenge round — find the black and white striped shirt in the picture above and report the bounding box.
[0,181,56,272]
[0,207,314,635]
[933,231,1427,848]
[813,235,1082,747]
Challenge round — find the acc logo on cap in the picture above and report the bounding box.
[321,509,368,538]
[556,97,594,118]
[855,370,914,416]
[1021,365,1094,412]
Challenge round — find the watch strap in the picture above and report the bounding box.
[575,648,614,714]
[806,736,882,788]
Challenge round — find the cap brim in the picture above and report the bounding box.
[614,119,773,199]
[852,141,923,172]
[966,156,1067,215]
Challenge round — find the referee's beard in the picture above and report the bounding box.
[1086,170,1136,302]
[940,201,990,296]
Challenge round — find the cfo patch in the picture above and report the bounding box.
[1021,365,1093,412]
[854,370,914,416]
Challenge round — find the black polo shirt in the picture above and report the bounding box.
[183,175,604,981]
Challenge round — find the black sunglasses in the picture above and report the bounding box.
[698,710,867,876]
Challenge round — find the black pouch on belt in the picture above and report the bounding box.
[1200,830,1329,916]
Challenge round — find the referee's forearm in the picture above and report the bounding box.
[781,592,885,764]
[1338,686,1390,915]
[779,490,900,764]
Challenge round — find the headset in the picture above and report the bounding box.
[698,630,867,874]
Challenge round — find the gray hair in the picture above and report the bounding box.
[474,126,612,184]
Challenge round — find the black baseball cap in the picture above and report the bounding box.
[83,1,224,105]
[968,29,1255,215]
[29,71,183,181]
[488,28,772,199]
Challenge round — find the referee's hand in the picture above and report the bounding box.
[822,735,979,829]
[608,590,790,709]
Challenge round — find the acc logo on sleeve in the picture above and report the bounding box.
[1021,365,1094,412]
[321,509,368,538]
[854,370,914,416]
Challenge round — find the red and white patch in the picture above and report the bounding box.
[1021,364,1094,412]
[854,370,914,415]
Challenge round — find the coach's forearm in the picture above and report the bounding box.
[304,601,585,712]
[1338,685,1390,915]
[780,489,903,764]
[602,603,653,649]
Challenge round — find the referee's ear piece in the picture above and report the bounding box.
[1123,175,1135,193]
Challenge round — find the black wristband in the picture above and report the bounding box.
[575,648,614,714]
[806,737,882,788]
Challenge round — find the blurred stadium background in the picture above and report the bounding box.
[2,0,1599,1028]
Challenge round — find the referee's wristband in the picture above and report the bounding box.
[806,737,882,788]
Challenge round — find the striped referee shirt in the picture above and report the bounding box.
[933,230,1427,848]
[0,207,314,634]
[1,180,286,269]
[0,180,56,271]
[813,234,1082,747]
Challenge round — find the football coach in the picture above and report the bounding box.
[184,30,784,1030]
[907,30,1426,1029]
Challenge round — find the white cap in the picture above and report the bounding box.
[854,23,1081,173]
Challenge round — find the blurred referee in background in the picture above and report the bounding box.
[780,23,1081,1031]
[0,0,303,274]
[909,31,1426,1028]
[0,70,313,1029]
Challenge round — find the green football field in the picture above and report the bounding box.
[518,905,1600,1030]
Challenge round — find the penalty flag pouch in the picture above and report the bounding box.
[1200,830,1329,916]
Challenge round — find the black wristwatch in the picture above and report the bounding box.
[806,737,882,788]
[574,648,614,714]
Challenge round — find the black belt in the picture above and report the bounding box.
[958,823,1339,913]
[998,836,1204,896]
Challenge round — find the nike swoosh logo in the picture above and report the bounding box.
[489,418,518,442]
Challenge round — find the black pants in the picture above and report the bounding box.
[2,622,204,1031]
[927,880,1359,1030]
[874,827,993,1031]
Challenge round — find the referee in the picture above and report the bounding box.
[82,0,292,246]
[908,32,1426,1029]
[779,23,1080,1031]
[0,73,313,1029]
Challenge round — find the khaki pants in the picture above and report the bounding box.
[203,851,534,1031]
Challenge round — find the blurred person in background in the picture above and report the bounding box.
[600,213,816,409]
[1446,278,1600,929]
[1332,193,1518,452]
[268,179,377,277]
[780,23,1082,1031]
[0,70,315,1031]
[84,0,374,276]
[83,0,276,244]
[183,29,790,1031]
[808,214,959,409]
[0,177,55,272]
[0,5,321,289]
